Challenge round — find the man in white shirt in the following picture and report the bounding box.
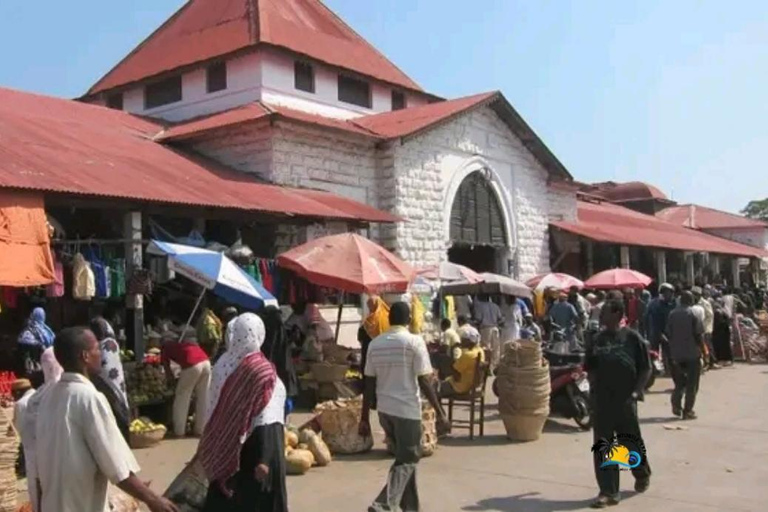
[473,294,503,371]
[692,287,717,369]
[36,327,178,512]
[360,302,449,512]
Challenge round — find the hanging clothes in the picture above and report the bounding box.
[72,253,95,300]
[445,296,456,322]
[110,258,126,298]
[410,294,426,334]
[1,287,19,308]
[46,256,65,298]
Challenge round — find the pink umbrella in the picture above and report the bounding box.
[526,272,584,291]
[585,269,652,290]
[416,262,482,283]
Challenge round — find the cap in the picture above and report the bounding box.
[659,283,674,292]
[691,286,703,295]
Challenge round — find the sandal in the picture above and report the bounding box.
[590,495,619,508]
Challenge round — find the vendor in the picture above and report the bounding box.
[161,329,212,437]
[16,307,55,386]
[437,328,485,398]
[287,302,335,343]
[439,318,461,358]
[358,295,390,372]
[196,296,223,358]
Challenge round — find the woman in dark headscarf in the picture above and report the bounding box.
[260,306,298,408]
[711,299,733,365]
[89,317,131,441]
[17,307,56,385]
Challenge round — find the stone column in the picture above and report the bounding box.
[731,257,741,289]
[685,252,695,285]
[656,250,667,284]
[620,245,631,269]
[585,240,594,276]
[711,255,721,280]
[124,211,144,362]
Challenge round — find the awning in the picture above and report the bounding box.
[552,201,768,258]
[0,190,55,286]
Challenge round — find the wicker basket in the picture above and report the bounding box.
[314,398,373,454]
[130,427,166,449]
[501,413,548,442]
[384,403,438,458]
[310,363,349,384]
[0,408,18,512]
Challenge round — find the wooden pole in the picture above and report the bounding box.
[334,293,345,343]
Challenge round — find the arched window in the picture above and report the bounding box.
[449,170,507,247]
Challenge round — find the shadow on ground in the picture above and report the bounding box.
[462,491,636,511]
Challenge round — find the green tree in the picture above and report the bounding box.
[741,198,768,221]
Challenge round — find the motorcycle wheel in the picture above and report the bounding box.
[644,372,656,391]
[573,394,592,430]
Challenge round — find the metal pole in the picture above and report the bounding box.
[334,293,345,343]
[179,287,207,343]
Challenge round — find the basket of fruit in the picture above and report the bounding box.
[310,362,349,384]
[129,417,167,449]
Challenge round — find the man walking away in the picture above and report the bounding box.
[360,302,450,512]
[646,283,676,373]
[549,292,581,351]
[666,291,705,420]
[473,294,503,371]
[586,300,652,508]
[692,287,717,369]
[36,327,177,512]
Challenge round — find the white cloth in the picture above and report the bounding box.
[481,326,501,369]
[224,317,237,351]
[500,302,523,343]
[36,373,139,512]
[691,304,706,328]
[99,337,128,407]
[174,360,212,436]
[252,378,286,428]
[700,299,715,335]
[207,313,265,422]
[13,388,35,438]
[22,378,60,512]
[41,346,63,384]
[72,253,96,300]
[458,324,481,344]
[364,326,432,421]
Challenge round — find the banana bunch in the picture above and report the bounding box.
[129,417,167,434]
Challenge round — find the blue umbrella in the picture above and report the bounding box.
[147,240,278,310]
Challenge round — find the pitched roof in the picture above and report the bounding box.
[0,86,398,223]
[87,0,421,95]
[158,91,573,180]
[586,181,670,203]
[551,200,767,258]
[657,204,768,230]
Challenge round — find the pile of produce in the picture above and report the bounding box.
[385,403,438,457]
[129,417,167,449]
[120,349,136,363]
[126,362,171,405]
[130,417,167,435]
[284,426,332,475]
[496,340,551,442]
[313,397,373,454]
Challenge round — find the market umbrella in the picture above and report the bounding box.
[442,272,532,299]
[276,233,414,295]
[147,240,278,310]
[526,272,584,291]
[416,262,482,283]
[277,233,414,341]
[584,268,653,290]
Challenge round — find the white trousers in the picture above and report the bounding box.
[173,360,212,436]
[480,326,501,369]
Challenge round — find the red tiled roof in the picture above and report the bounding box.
[587,181,670,203]
[657,204,768,230]
[551,200,768,258]
[354,92,497,138]
[87,0,421,95]
[0,87,399,223]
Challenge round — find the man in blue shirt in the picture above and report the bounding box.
[645,283,676,372]
[549,292,580,350]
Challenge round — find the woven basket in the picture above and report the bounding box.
[314,398,373,454]
[385,404,438,458]
[130,428,166,449]
[0,408,18,512]
[498,340,543,372]
[501,413,548,442]
[310,363,349,384]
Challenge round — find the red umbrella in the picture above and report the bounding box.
[584,269,653,290]
[526,272,584,291]
[416,262,482,283]
[276,233,414,295]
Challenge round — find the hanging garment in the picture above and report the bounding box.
[1,287,19,308]
[110,258,126,297]
[445,296,456,322]
[46,257,65,298]
[72,253,95,300]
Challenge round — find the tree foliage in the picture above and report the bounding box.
[741,198,768,221]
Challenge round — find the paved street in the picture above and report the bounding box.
[137,364,768,512]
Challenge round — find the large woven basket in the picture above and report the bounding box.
[314,398,373,454]
[130,427,166,449]
[0,408,18,512]
[498,340,543,372]
[501,413,548,442]
[384,403,438,458]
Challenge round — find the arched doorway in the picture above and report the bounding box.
[447,170,509,273]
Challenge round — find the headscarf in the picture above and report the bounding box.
[363,296,390,339]
[40,347,63,384]
[18,308,55,348]
[90,317,128,406]
[207,313,266,421]
[305,304,335,341]
[199,313,277,487]
[260,306,298,398]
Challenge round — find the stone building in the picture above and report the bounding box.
[81,0,578,279]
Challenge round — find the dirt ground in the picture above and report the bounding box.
[126,363,767,511]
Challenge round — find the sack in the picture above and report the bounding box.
[127,269,153,296]
[163,457,209,512]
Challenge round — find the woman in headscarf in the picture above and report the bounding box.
[358,296,390,374]
[711,299,733,365]
[17,307,56,385]
[89,317,131,441]
[260,306,298,412]
[200,313,288,512]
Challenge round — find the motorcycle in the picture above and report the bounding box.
[645,348,664,390]
[545,352,592,430]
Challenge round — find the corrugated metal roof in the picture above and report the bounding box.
[87,0,421,95]
[657,204,768,230]
[0,86,399,223]
[551,200,767,258]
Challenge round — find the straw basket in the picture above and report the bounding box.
[310,363,349,384]
[130,427,166,449]
[0,407,18,512]
[498,340,543,371]
[501,413,548,442]
[314,398,373,454]
[384,403,438,457]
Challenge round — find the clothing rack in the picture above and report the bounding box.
[51,238,151,245]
